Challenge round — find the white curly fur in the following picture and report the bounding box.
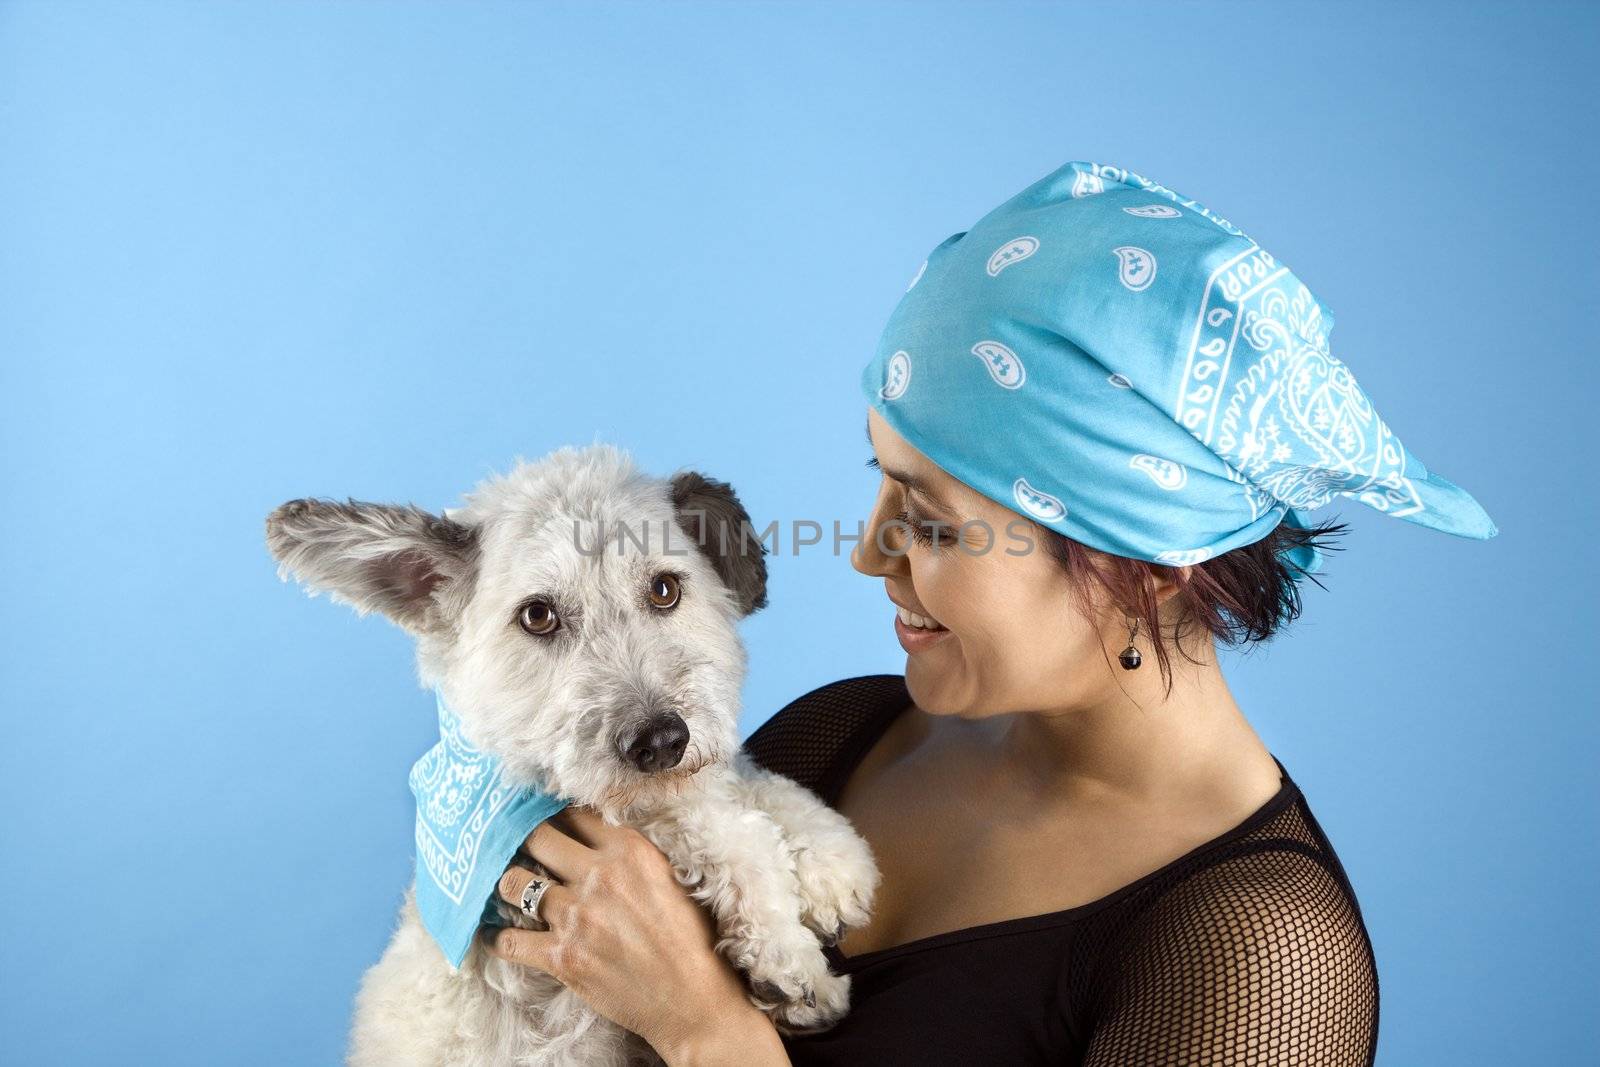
[266,444,879,1066]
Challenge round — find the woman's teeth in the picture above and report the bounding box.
[896,606,946,631]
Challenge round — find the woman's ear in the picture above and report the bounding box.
[265,497,479,635]
[668,471,768,616]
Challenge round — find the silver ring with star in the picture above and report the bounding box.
[519,874,553,924]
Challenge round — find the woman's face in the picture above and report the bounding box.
[852,408,1130,719]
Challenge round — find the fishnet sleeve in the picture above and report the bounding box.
[740,675,909,800]
[1081,846,1378,1066]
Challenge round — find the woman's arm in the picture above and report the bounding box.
[481,808,793,1067]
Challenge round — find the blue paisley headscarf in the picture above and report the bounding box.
[861,161,1497,578]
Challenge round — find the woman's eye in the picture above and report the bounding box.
[648,573,681,610]
[895,508,945,547]
[518,600,560,636]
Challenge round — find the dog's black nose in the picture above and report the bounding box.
[618,712,690,773]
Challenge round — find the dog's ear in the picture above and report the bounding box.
[669,472,768,616]
[265,497,478,635]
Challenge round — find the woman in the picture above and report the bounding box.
[479,161,1497,1065]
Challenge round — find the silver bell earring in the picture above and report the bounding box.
[1119,618,1143,671]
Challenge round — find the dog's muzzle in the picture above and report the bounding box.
[616,711,690,773]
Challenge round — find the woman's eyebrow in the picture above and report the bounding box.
[865,416,959,517]
[894,475,958,518]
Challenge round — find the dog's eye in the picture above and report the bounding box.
[648,573,681,610]
[518,600,560,636]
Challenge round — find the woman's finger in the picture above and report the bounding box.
[551,805,614,847]
[496,863,535,910]
[495,865,577,922]
[529,882,577,927]
[520,819,594,881]
[479,924,559,975]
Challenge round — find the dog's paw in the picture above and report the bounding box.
[792,835,878,943]
[753,969,852,1035]
[734,930,852,1035]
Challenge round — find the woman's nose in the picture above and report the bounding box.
[852,490,907,578]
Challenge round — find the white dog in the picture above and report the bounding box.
[266,444,878,1066]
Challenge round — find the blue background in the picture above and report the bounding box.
[2,2,1594,1063]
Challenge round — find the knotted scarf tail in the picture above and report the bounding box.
[1391,464,1500,540]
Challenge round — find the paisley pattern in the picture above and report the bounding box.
[1013,477,1067,522]
[410,688,567,968]
[1174,246,1420,517]
[862,160,1496,578]
[880,350,911,400]
[409,696,511,905]
[972,341,1025,389]
[1130,454,1187,491]
[987,236,1039,276]
[1113,246,1157,292]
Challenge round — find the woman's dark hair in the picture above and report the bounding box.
[1040,518,1349,696]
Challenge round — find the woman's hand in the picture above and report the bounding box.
[482,807,790,1067]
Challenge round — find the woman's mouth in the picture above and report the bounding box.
[893,605,952,654]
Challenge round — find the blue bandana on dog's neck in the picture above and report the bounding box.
[408,687,568,969]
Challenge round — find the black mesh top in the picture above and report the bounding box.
[742,675,1379,1066]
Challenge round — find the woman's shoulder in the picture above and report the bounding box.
[1096,774,1374,945]
[739,674,910,800]
[1076,780,1379,1064]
